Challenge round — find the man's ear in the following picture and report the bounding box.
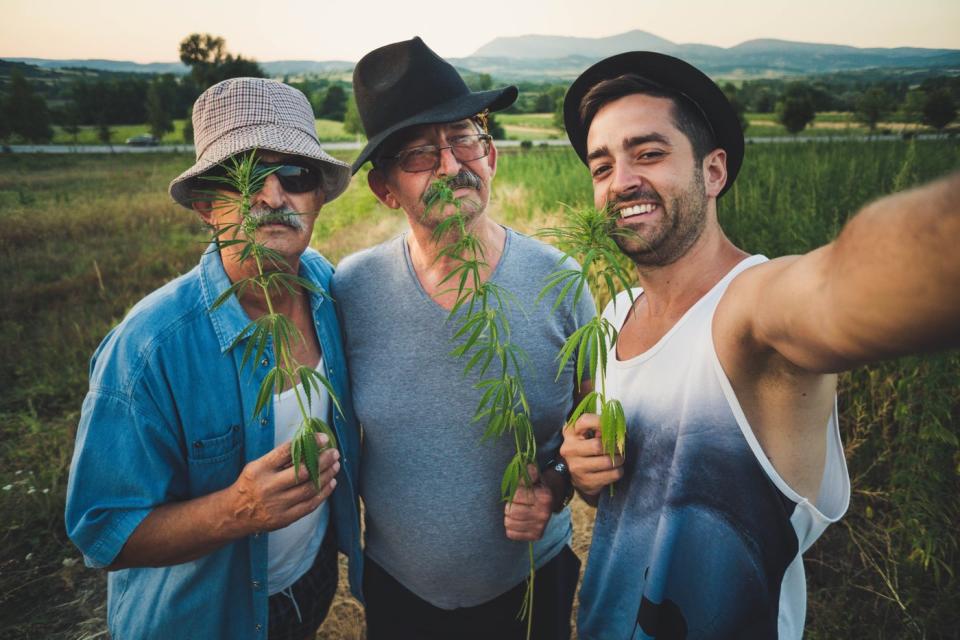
[367,169,400,209]
[703,148,728,199]
[486,140,498,179]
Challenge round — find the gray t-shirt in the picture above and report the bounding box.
[333,227,595,608]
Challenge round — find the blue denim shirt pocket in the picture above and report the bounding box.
[187,424,244,495]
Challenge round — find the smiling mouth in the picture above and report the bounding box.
[618,203,658,219]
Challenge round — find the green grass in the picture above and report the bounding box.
[3,142,960,638]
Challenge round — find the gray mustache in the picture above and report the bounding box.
[447,170,482,191]
[248,205,306,231]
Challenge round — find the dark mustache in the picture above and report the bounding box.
[610,187,663,208]
[447,170,482,191]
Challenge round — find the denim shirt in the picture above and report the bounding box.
[65,244,362,640]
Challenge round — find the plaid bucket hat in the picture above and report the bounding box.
[169,77,351,208]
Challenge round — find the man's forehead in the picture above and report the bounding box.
[253,150,306,163]
[398,119,475,143]
[587,94,682,153]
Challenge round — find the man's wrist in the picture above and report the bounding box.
[542,457,574,512]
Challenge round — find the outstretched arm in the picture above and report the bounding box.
[729,171,960,373]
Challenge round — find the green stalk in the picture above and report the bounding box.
[424,176,538,636]
[537,206,637,495]
[202,151,340,488]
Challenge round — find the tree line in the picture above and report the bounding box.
[2,37,958,144]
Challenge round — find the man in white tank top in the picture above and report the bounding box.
[556,53,960,639]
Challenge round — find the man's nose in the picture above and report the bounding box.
[436,145,462,177]
[252,173,285,209]
[610,161,643,200]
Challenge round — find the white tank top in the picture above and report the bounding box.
[267,359,330,595]
[577,255,850,639]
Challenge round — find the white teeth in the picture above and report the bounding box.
[619,203,656,218]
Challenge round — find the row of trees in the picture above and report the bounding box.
[766,81,958,134]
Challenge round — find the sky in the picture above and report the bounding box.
[2,0,959,63]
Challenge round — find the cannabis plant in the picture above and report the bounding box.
[199,151,340,487]
[423,176,538,636]
[539,206,637,490]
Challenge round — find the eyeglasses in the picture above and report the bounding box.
[387,134,493,173]
[203,161,323,194]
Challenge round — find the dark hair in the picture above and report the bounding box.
[371,114,488,170]
[579,74,716,162]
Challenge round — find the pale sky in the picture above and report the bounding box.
[3,0,959,63]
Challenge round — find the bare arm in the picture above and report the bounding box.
[730,171,960,373]
[109,437,339,569]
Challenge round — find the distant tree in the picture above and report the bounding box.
[899,89,926,123]
[319,85,348,121]
[553,95,565,131]
[62,102,82,145]
[922,89,957,131]
[0,95,10,142]
[183,107,194,144]
[486,113,505,140]
[343,95,364,136]
[722,83,749,134]
[146,78,175,141]
[534,92,554,113]
[777,83,816,134]
[179,33,264,90]
[753,89,775,114]
[3,71,53,143]
[468,73,493,92]
[97,119,113,149]
[854,87,892,133]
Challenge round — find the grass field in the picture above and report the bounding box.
[2,140,959,638]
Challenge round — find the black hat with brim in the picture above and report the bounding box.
[563,51,744,197]
[351,37,517,174]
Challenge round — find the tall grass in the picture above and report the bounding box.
[2,140,958,638]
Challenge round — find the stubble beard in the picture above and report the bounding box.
[613,165,708,268]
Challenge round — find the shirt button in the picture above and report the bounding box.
[253,532,261,539]
[252,580,262,590]
[260,417,268,426]
[260,358,269,367]
[255,623,263,631]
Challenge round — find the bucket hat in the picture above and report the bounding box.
[351,37,517,174]
[169,77,351,208]
[563,51,744,197]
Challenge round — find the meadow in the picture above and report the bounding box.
[1,139,959,638]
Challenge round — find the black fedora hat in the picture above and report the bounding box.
[351,37,518,174]
[563,51,744,197]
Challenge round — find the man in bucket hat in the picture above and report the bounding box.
[558,53,960,638]
[331,37,593,639]
[66,77,362,640]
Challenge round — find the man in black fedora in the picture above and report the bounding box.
[331,37,594,639]
[557,52,960,638]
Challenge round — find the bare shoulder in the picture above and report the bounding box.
[713,256,798,357]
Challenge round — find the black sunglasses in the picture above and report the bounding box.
[202,161,323,194]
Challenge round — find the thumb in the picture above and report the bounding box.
[526,463,541,485]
